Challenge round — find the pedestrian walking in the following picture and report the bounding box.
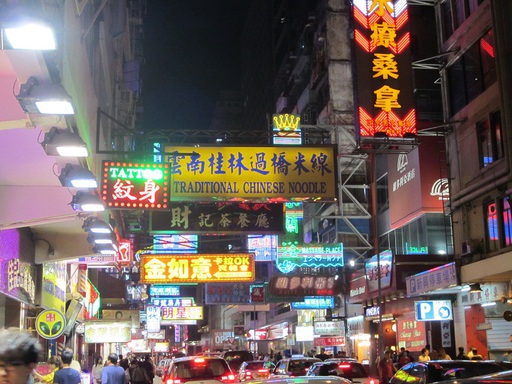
[34,356,61,384]
[53,349,82,384]
[92,357,103,384]
[0,328,42,384]
[378,351,396,384]
[101,354,126,384]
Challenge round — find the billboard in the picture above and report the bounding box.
[140,254,256,283]
[151,202,284,235]
[268,274,343,297]
[163,145,337,201]
[100,161,169,209]
[353,0,416,138]
[365,250,393,292]
[204,283,251,304]
[276,243,343,273]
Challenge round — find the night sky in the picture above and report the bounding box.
[142,1,250,132]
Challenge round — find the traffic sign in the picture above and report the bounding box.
[415,300,453,321]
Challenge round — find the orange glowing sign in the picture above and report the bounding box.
[139,254,256,283]
[353,0,416,138]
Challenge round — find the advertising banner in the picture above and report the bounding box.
[163,145,337,201]
[396,316,426,352]
[276,243,343,273]
[151,202,284,235]
[84,321,132,343]
[205,283,251,304]
[161,306,203,320]
[314,336,346,347]
[268,274,343,297]
[140,253,255,283]
[365,250,393,292]
[101,161,170,210]
[406,262,457,296]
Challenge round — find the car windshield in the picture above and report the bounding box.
[289,361,317,374]
[246,362,266,370]
[427,362,505,381]
[175,359,230,379]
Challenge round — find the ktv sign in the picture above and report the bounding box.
[415,300,453,321]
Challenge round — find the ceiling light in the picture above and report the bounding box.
[42,127,88,157]
[469,283,482,293]
[87,233,114,245]
[58,164,97,189]
[4,23,56,50]
[481,302,496,307]
[70,192,104,212]
[16,77,74,114]
[83,217,113,234]
[92,243,117,255]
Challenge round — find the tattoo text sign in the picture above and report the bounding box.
[163,145,336,201]
[101,161,169,210]
[140,254,255,283]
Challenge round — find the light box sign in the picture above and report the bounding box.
[151,202,284,235]
[296,326,314,342]
[140,254,256,283]
[314,336,346,347]
[269,275,343,297]
[117,239,133,265]
[153,235,198,253]
[205,283,251,304]
[314,321,345,336]
[276,243,343,273]
[42,261,66,313]
[365,249,393,292]
[101,161,170,210]
[151,297,195,307]
[248,235,278,261]
[161,306,203,320]
[146,306,161,333]
[291,296,334,309]
[415,300,453,321]
[149,285,181,297]
[163,145,337,201]
[84,320,132,343]
[272,114,302,145]
[353,0,416,138]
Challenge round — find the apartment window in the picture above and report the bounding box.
[478,110,503,168]
[441,0,485,40]
[447,30,496,115]
[484,197,512,251]
[485,201,499,252]
[504,197,512,246]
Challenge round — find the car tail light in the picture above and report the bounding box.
[245,372,253,378]
[168,380,180,384]
[193,358,206,364]
[221,374,236,383]
[257,369,269,373]
[369,379,376,384]
[338,364,351,369]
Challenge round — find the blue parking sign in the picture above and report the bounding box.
[415,300,453,321]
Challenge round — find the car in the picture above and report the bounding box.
[306,360,378,384]
[223,351,255,373]
[389,360,509,384]
[272,357,322,378]
[164,356,236,384]
[244,376,352,384]
[237,360,276,382]
[437,369,512,383]
[159,359,173,368]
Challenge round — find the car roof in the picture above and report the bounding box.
[248,377,351,384]
[172,356,227,362]
[324,358,358,362]
[281,357,322,361]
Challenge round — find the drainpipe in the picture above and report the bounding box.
[450,174,510,210]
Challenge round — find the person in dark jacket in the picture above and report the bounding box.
[455,347,469,360]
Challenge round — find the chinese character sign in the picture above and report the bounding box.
[151,202,284,235]
[163,146,336,201]
[161,306,203,320]
[365,250,393,292]
[353,0,416,138]
[140,254,256,283]
[101,161,170,210]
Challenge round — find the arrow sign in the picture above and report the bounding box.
[415,300,453,321]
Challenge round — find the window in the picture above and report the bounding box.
[447,30,496,115]
[484,196,512,252]
[478,110,503,168]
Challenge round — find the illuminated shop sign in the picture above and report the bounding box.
[276,243,343,273]
[42,261,66,313]
[163,145,337,201]
[397,317,425,352]
[146,306,161,333]
[101,161,169,209]
[415,300,453,321]
[406,262,457,296]
[314,321,345,336]
[365,249,393,292]
[291,296,334,309]
[205,283,251,304]
[151,202,284,235]
[314,336,346,347]
[140,254,256,283]
[353,0,416,138]
[149,285,181,297]
[153,235,198,253]
[268,274,343,297]
[272,114,302,145]
[151,297,195,307]
[247,235,278,261]
[117,239,133,265]
[84,320,132,343]
[161,306,203,320]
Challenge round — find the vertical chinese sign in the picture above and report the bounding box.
[101,161,170,209]
[353,0,416,138]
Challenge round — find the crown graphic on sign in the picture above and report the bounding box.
[273,114,301,130]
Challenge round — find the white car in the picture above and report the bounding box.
[307,360,378,384]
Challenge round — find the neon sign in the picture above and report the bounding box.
[276,243,344,273]
[272,114,302,145]
[353,0,416,138]
[101,161,169,209]
[291,296,335,309]
[140,254,256,283]
[161,306,203,320]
